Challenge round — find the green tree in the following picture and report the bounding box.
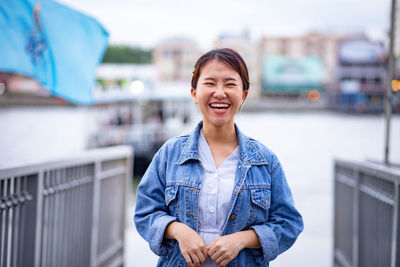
[102,45,152,64]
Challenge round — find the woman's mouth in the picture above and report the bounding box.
[209,103,230,109]
[209,103,230,114]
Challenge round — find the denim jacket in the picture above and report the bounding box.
[134,121,303,267]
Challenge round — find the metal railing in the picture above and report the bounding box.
[0,146,132,267]
[334,159,400,267]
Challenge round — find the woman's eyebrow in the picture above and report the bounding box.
[203,77,238,81]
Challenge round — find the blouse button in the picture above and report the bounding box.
[210,188,216,194]
[209,207,216,213]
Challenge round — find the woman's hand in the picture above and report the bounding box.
[206,233,243,266]
[165,222,208,267]
[207,230,261,266]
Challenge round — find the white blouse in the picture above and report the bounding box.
[198,131,239,267]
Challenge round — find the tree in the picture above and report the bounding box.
[102,45,152,64]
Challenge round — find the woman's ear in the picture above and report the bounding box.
[242,90,249,104]
[191,88,198,104]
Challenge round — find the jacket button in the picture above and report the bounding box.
[230,215,236,220]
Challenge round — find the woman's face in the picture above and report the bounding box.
[191,59,248,129]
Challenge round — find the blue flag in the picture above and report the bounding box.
[0,0,109,104]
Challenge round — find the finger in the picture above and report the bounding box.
[201,246,208,260]
[189,252,201,266]
[206,239,216,251]
[183,253,194,267]
[220,257,231,266]
[210,249,222,262]
[199,240,208,257]
[195,250,206,263]
[214,254,226,265]
[207,243,219,257]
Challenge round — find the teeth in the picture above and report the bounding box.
[210,103,230,108]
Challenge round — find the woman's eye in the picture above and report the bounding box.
[227,83,236,87]
[205,83,214,86]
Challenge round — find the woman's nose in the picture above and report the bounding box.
[213,85,226,98]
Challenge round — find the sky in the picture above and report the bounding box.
[58,0,392,50]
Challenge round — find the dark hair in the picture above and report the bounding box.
[191,48,250,91]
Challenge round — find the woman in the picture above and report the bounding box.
[134,48,303,267]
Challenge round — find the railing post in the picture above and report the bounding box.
[90,161,101,267]
[333,162,337,267]
[352,167,359,267]
[391,180,399,267]
[123,151,133,263]
[34,171,44,267]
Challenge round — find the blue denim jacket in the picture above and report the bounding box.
[134,121,303,267]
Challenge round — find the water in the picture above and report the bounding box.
[0,106,100,168]
[1,107,400,266]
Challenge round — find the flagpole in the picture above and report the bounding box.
[384,0,396,165]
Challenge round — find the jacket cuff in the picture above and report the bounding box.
[149,215,177,256]
[250,224,279,264]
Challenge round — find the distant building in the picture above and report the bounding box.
[214,32,261,98]
[95,63,157,92]
[152,38,202,83]
[330,37,386,112]
[261,55,324,96]
[260,33,345,87]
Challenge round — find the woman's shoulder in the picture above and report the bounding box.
[244,135,279,165]
[155,134,190,158]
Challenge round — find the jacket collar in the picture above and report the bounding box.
[178,121,268,166]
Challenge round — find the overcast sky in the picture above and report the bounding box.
[58,0,391,49]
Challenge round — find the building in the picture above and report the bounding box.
[331,37,386,112]
[261,55,324,97]
[152,38,202,83]
[95,63,157,93]
[260,32,345,87]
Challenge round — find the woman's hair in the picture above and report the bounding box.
[191,48,250,92]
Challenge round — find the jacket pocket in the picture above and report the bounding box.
[250,188,271,210]
[245,188,271,227]
[165,185,178,206]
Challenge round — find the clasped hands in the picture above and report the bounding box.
[166,222,254,267]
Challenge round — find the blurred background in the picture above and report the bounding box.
[1,0,400,266]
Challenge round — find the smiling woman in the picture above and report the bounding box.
[134,48,303,267]
[190,51,248,132]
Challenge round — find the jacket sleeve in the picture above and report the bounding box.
[134,150,177,256]
[249,154,304,264]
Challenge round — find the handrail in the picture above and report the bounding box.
[333,159,400,267]
[0,145,133,267]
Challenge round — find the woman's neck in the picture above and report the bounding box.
[201,121,238,146]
